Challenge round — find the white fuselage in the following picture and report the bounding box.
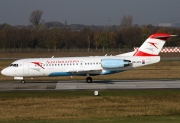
[1,56,160,79]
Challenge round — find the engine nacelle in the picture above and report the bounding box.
[101,59,131,69]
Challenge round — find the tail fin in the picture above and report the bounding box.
[133,33,176,56]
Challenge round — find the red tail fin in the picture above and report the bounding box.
[133,33,176,56]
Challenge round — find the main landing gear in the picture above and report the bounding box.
[86,77,92,83]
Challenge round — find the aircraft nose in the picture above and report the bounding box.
[1,69,6,76]
[1,68,9,76]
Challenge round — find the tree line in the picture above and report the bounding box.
[0,23,180,51]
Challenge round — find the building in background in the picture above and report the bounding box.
[158,23,172,27]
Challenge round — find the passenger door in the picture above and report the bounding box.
[23,61,29,75]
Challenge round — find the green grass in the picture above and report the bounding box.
[1,116,180,123]
[0,90,180,122]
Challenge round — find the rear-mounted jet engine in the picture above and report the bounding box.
[101,59,131,69]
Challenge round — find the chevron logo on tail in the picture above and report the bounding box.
[133,33,177,56]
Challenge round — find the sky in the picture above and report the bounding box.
[0,0,180,26]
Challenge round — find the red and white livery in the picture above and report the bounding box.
[1,33,176,83]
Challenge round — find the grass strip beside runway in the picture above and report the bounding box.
[0,90,180,122]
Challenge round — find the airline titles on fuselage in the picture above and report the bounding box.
[46,60,79,64]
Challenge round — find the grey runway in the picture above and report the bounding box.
[0,79,180,91]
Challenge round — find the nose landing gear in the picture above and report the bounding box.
[86,77,92,83]
[21,80,25,84]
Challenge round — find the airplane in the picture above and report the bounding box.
[1,33,176,83]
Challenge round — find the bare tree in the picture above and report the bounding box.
[120,15,133,28]
[29,10,43,25]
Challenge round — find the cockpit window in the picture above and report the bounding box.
[13,64,18,67]
[9,64,18,67]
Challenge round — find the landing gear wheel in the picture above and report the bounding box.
[21,80,25,84]
[86,77,92,83]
